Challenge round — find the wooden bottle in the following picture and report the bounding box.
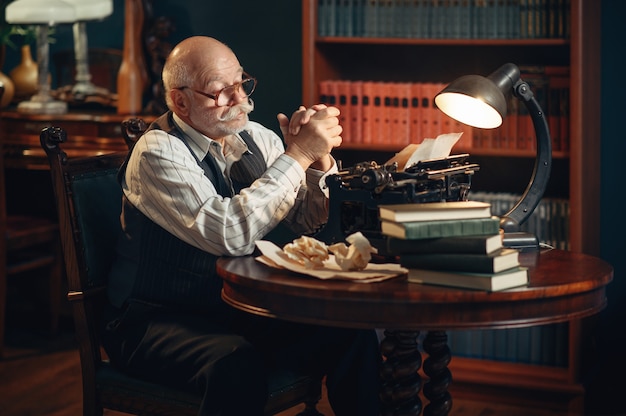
[117,0,148,115]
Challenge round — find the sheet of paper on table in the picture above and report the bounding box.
[255,240,407,283]
[385,132,463,171]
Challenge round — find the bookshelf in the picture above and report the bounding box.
[302,0,601,411]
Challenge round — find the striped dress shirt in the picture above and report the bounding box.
[121,113,336,257]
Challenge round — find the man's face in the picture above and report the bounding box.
[186,69,255,139]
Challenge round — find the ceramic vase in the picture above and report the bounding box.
[9,44,38,101]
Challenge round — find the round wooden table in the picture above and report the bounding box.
[217,249,613,416]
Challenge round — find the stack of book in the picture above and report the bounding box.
[379,200,529,291]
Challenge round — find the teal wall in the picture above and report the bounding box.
[600,0,625,330]
[587,0,626,409]
[141,0,304,129]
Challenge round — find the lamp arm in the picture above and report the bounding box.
[499,83,552,232]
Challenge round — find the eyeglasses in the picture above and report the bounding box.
[175,74,257,107]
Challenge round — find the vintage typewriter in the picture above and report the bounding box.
[314,154,480,252]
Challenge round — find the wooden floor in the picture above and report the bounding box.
[0,316,622,416]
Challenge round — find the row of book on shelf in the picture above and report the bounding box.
[446,321,569,366]
[318,0,571,40]
[470,191,569,250]
[320,65,570,152]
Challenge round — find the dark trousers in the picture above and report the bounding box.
[102,301,382,416]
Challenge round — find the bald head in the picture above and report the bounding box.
[162,36,242,108]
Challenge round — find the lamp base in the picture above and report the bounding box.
[502,232,539,252]
[72,81,98,97]
[17,97,67,115]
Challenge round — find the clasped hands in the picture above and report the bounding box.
[278,104,342,171]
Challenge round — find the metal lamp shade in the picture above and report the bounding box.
[435,63,521,129]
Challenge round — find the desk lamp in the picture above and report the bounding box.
[64,0,113,97]
[5,0,77,114]
[435,63,552,250]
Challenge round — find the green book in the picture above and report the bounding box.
[380,216,501,240]
[407,266,529,292]
[399,248,520,274]
[383,234,504,255]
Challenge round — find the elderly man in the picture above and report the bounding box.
[102,36,381,416]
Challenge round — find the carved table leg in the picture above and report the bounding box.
[422,331,453,416]
[379,330,423,416]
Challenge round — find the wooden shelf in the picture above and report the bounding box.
[301,0,602,408]
[302,0,601,255]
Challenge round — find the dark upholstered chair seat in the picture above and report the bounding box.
[96,361,319,415]
[96,363,201,415]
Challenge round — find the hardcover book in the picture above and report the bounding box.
[350,80,363,144]
[383,233,503,255]
[379,200,492,223]
[399,248,520,274]
[336,80,352,142]
[409,82,422,145]
[407,266,529,292]
[381,216,501,240]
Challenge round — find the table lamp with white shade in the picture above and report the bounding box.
[63,0,113,97]
[5,0,77,114]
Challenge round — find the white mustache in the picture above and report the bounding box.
[218,99,254,121]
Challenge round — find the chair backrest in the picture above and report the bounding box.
[40,126,130,411]
[42,126,126,290]
[121,117,148,150]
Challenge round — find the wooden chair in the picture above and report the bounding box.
[0,88,63,358]
[121,117,148,149]
[40,124,323,416]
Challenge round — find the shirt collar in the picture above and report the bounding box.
[171,113,211,160]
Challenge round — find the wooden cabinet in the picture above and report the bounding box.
[0,110,156,221]
[0,110,156,169]
[301,0,601,411]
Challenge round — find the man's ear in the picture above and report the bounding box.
[170,89,190,116]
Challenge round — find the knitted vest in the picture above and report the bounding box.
[109,112,267,311]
